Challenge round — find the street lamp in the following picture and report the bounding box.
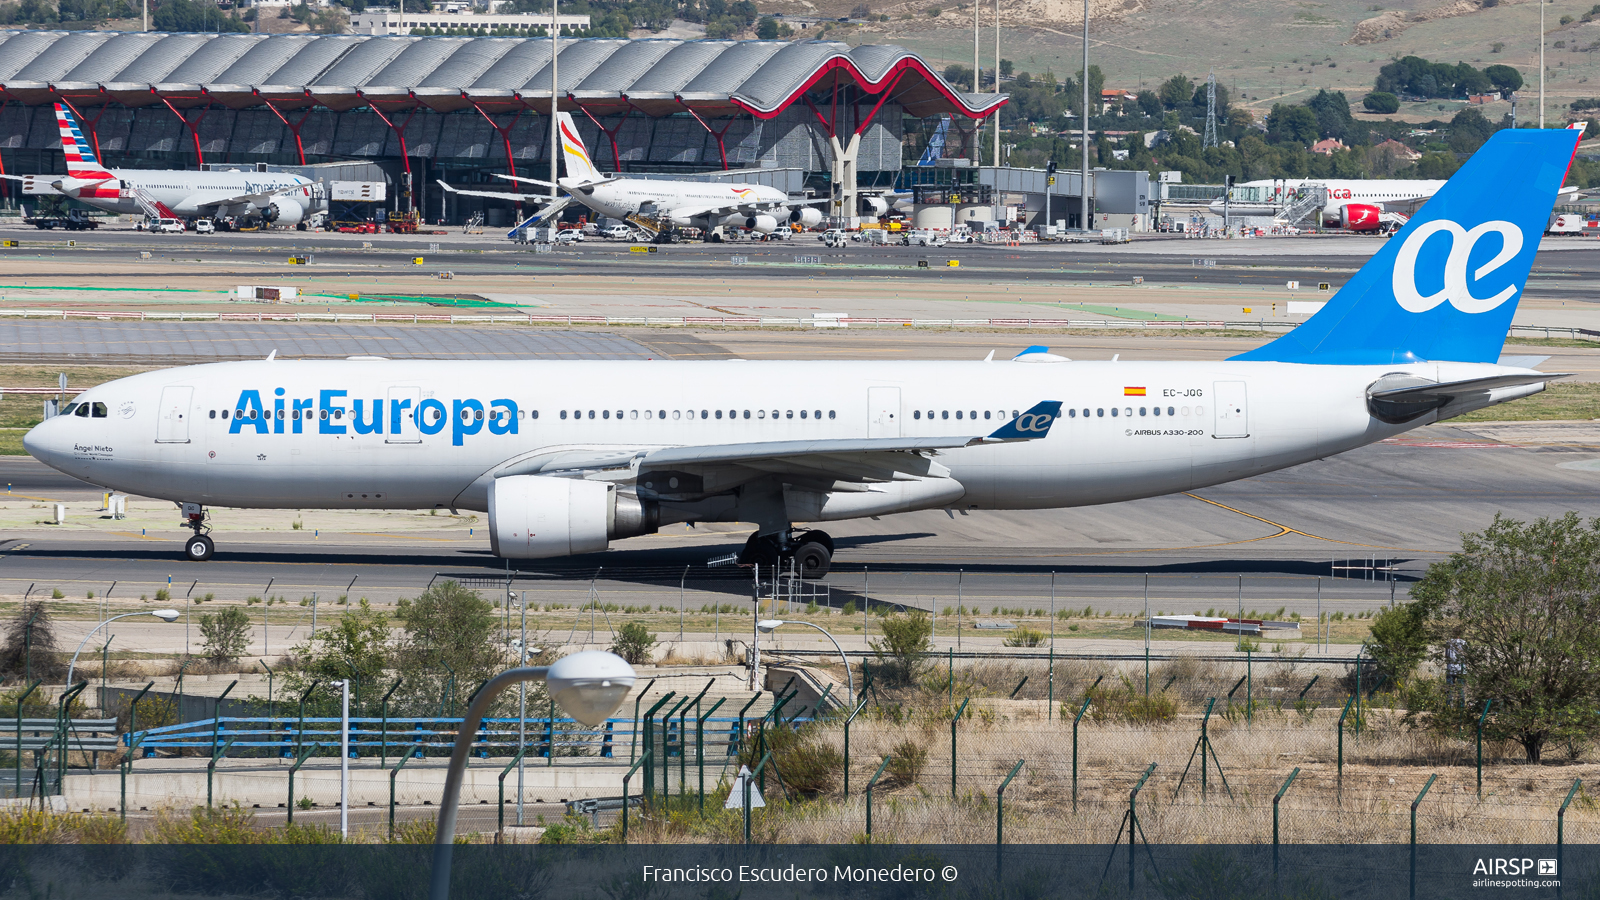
[430,650,635,900]
[66,609,180,687]
[757,619,853,705]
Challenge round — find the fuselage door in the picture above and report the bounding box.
[386,386,421,443]
[1212,381,1248,438]
[156,386,193,443]
[868,386,901,438]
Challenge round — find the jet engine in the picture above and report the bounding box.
[1338,203,1382,231]
[488,475,658,559]
[263,197,306,226]
[789,207,823,228]
[863,196,889,216]
[744,214,778,234]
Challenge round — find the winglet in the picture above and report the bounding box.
[983,401,1063,442]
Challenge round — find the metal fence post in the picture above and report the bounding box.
[1410,773,1438,900]
[379,678,403,768]
[1129,762,1157,894]
[696,697,726,814]
[206,737,236,808]
[1245,649,1252,725]
[628,677,658,764]
[996,759,1024,883]
[389,742,421,839]
[295,681,321,758]
[1559,777,1581,880]
[1476,699,1492,800]
[54,682,87,790]
[660,696,690,800]
[496,747,528,837]
[287,742,319,825]
[864,755,891,843]
[843,695,870,796]
[745,750,772,845]
[950,697,970,799]
[641,692,675,803]
[119,733,143,821]
[1072,696,1091,812]
[1337,695,1356,805]
[13,680,39,802]
[622,749,650,843]
[210,680,237,760]
[1273,767,1300,877]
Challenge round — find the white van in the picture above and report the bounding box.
[153,218,184,234]
[906,229,946,247]
[1547,214,1586,235]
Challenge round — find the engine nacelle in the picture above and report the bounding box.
[744,214,778,234]
[1338,203,1382,231]
[789,207,823,228]
[488,475,658,559]
[264,198,305,226]
[862,196,889,216]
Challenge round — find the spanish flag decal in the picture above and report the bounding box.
[1124,386,1147,396]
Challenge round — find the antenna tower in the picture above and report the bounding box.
[1203,70,1219,149]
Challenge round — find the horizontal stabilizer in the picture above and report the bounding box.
[1369,372,1569,403]
[985,401,1063,441]
[1367,370,1567,423]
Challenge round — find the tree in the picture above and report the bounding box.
[755,15,779,39]
[284,599,392,709]
[944,64,975,89]
[1413,151,1461,179]
[868,611,932,685]
[198,607,251,665]
[610,622,657,665]
[1136,90,1162,117]
[0,601,62,682]
[152,0,250,32]
[393,581,506,716]
[1447,106,1496,154]
[1484,64,1524,93]
[1265,104,1319,147]
[1305,89,1357,142]
[1367,602,1430,686]
[1157,74,1195,111]
[1364,91,1401,114]
[1411,512,1600,761]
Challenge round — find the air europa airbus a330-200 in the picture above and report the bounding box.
[24,127,1583,577]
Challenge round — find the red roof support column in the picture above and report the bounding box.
[156,92,209,168]
[572,102,629,172]
[258,93,316,166]
[467,99,523,179]
[678,101,737,171]
[362,94,421,179]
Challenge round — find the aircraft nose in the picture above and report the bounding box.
[22,418,67,469]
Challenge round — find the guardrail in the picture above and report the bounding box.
[126,714,811,759]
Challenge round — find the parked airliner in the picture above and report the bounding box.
[439,112,823,237]
[23,128,1579,576]
[1209,176,1446,230]
[12,104,319,225]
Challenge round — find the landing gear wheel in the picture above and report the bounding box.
[185,534,214,562]
[739,532,780,567]
[795,529,833,554]
[793,541,831,579]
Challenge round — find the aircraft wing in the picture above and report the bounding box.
[437,180,553,204]
[512,402,1064,484]
[192,183,308,211]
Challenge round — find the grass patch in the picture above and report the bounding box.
[1451,381,1600,422]
[0,429,26,455]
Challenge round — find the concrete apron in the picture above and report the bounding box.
[60,761,658,811]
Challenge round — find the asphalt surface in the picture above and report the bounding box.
[5,221,1600,297]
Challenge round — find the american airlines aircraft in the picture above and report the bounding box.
[440,112,823,237]
[15,104,319,225]
[1210,177,1446,231]
[23,128,1578,577]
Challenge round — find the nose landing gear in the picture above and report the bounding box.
[180,502,214,561]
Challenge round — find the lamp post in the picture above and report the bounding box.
[66,610,180,688]
[430,651,635,900]
[756,620,852,705]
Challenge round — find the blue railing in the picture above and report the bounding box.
[126,715,799,760]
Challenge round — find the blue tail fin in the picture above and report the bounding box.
[1232,127,1581,365]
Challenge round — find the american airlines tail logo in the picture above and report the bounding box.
[1392,219,1523,314]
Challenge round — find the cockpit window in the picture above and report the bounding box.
[91,402,107,418]
[70,403,87,417]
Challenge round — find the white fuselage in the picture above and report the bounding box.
[1210,178,1443,223]
[572,179,789,226]
[57,169,314,218]
[24,358,1516,528]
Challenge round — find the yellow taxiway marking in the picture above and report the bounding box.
[1183,492,1430,552]
[3,493,62,502]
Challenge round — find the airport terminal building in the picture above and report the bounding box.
[0,31,1017,225]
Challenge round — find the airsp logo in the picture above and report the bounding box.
[1392,219,1524,314]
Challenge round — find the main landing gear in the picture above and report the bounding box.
[180,502,214,561]
[739,529,834,579]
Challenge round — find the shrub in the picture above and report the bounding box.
[156,588,171,602]
[748,723,842,795]
[1363,91,1401,114]
[1003,625,1044,647]
[869,612,932,685]
[610,622,657,664]
[0,808,127,844]
[149,806,267,843]
[50,588,63,599]
[886,738,928,785]
[199,606,251,664]
[1,600,64,681]
[841,600,857,616]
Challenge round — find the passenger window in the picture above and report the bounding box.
[474,409,484,421]
[1139,407,1146,416]
[914,410,921,420]
[983,411,990,420]
[828,410,835,419]
[941,411,949,420]
[292,410,300,420]
[700,410,708,419]
[616,410,622,419]
[715,410,723,420]
[1167,407,1175,416]
[588,410,595,419]
[817,410,823,420]
[673,410,681,420]
[757,409,766,419]
[955,411,962,420]
[334,409,342,419]
[531,410,538,419]
[743,410,750,419]
[603,410,611,420]
[276,409,284,420]
[561,410,568,420]
[1097,409,1104,417]
[1068,409,1076,418]
[631,410,638,420]
[658,410,666,419]
[1111,408,1119,417]
[1124,408,1132,417]
[209,410,217,419]
[970,410,976,420]
[786,410,794,419]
